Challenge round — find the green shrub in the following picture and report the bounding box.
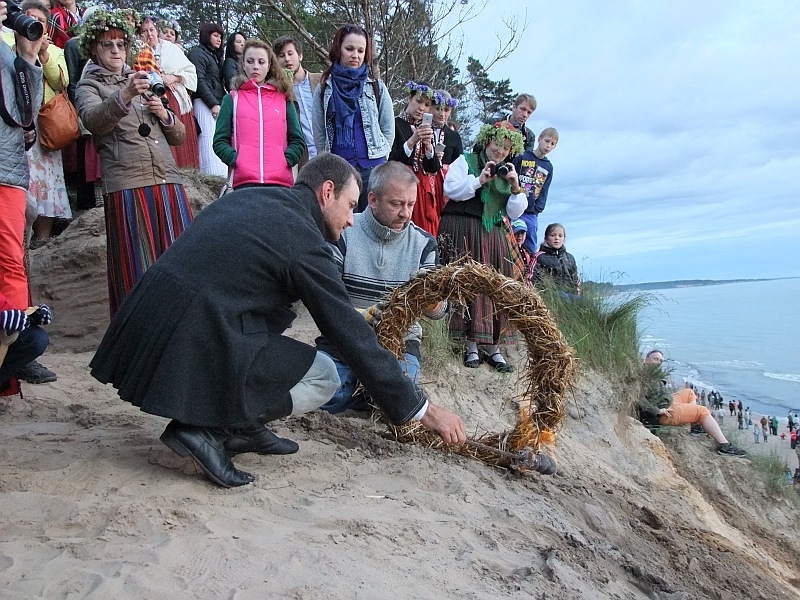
[537,279,650,381]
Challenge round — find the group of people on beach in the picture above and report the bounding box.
[2,5,581,486]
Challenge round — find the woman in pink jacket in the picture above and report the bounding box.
[212,39,305,189]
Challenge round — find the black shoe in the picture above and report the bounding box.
[463,350,480,368]
[480,350,514,373]
[690,424,705,435]
[224,425,299,456]
[159,421,254,488]
[716,443,746,457]
[16,360,57,384]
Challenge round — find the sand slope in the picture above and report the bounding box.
[3,172,798,599]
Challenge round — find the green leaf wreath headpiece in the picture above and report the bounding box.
[475,121,524,156]
[78,8,134,58]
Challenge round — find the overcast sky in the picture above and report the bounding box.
[449,1,800,283]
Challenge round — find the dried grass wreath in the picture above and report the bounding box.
[373,259,577,469]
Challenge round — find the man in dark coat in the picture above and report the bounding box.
[90,153,465,488]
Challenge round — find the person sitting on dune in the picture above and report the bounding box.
[636,350,746,457]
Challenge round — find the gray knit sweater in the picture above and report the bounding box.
[330,207,438,348]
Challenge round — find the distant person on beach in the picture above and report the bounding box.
[753,423,760,444]
[771,415,779,436]
[729,400,735,416]
[737,410,744,430]
[761,417,769,443]
[89,153,466,488]
[636,350,746,456]
[744,407,751,429]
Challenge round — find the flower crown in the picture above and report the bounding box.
[404,80,435,100]
[159,18,181,34]
[475,121,525,156]
[78,8,134,58]
[433,90,458,108]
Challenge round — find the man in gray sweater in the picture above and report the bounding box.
[320,161,447,413]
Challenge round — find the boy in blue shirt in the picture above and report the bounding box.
[512,127,558,254]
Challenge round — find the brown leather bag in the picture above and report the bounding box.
[37,67,80,151]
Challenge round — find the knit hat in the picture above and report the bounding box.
[511,219,527,233]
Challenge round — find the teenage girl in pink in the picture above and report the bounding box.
[213,39,306,188]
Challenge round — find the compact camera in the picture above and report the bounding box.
[490,162,511,177]
[141,71,167,97]
[5,0,44,41]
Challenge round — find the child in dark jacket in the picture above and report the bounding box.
[531,223,581,296]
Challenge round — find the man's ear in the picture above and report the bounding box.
[367,191,376,208]
[318,179,336,207]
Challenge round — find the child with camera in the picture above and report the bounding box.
[439,121,526,373]
[388,80,441,236]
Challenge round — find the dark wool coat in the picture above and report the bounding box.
[388,117,441,174]
[89,184,426,427]
[438,125,463,166]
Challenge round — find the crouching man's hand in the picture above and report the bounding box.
[359,300,389,329]
[420,403,466,446]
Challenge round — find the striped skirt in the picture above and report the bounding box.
[104,183,193,317]
[438,212,524,344]
[166,89,200,169]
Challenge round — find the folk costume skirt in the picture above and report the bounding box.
[104,183,193,317]
[166,88,200,169]
[438,212,524,344]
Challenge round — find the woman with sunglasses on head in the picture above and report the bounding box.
[312,23,393,212]
[74,9,192,317]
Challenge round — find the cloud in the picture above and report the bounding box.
[450,1,800,281]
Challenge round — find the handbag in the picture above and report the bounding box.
[218,91,237,198]
[37,67,80,151]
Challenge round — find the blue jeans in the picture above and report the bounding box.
[0,325,48,390]
[320,352,420,414]
[519,212,539,255]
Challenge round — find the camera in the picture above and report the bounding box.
[490,162,510,177]
[141,71,166,97]
[5,0,44,41]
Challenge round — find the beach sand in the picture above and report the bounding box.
[2,177,799,598]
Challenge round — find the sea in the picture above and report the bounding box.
[637,277,800,420]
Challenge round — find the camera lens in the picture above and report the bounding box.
[6,1,44,41]
[496,163,510,177]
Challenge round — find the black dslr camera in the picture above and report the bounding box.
[5,0,44,41]
[490,162,511,177]
[141,71,167,98]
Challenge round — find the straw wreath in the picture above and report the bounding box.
[373,259,577,468]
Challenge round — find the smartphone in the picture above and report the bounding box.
[435,143,446,153]
[421,113,433,127]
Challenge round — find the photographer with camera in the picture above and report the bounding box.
[388,80,441,236]
[0,0,44,309]
[74,8,191,317]
[439,121,526,373]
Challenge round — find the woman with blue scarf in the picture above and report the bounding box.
[312,24,393,212]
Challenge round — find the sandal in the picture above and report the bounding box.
[463,350,480,368]
[481,350,514,373]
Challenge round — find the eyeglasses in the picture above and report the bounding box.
[99,40,128,52]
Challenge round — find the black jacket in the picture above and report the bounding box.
[532,244,580,294]
[188,44,225,108]
[438,125,463,165]
[389,117,440,173]
[221,56,239,92]
[90,184,426,427]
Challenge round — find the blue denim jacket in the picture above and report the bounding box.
[311,76,394,160]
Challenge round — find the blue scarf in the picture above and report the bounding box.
[329,62,368,147]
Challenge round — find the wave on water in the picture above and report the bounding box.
[764,372,800,384]
[697,359,765,370]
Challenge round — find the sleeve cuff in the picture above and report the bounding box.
[413,400,429,422]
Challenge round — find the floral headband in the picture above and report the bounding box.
[404,80,435,100]
[433,90,458,108]
[159,18,181,34]
[475,121,524,156]
[78,8,134,57]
